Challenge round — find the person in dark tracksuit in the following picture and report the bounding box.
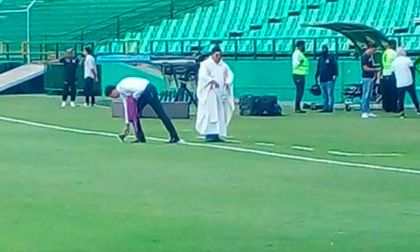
[83,46,97,107]
[60,49,79,108]
[292,41,309,113]
[105,77,180,144]
[315,45,338,113]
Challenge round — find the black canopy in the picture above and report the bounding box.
[303,22,390,53]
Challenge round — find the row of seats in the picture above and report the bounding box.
[0,0,31,9]
[1,0,418,55]
[0,0,210,42]
[0,0,149,42]
[97,0,420,54]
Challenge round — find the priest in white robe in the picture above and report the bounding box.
[195,46,235,142]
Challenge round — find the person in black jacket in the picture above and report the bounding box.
[59,49,80,107]
[315,45,338,113]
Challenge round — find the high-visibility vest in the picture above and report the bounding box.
[293,51,309,76]
[382,48,396,76]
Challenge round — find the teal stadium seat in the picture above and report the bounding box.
[0,0,419,55]
[133,0,420,54]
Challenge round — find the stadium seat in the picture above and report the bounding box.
[0,0,418,55]
[125,0,419,54]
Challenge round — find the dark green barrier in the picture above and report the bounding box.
[226,58,420,103]
[0,62,22,74]
[44,63,102,96]
[227,59,366,102]
[0,76,44,95]
[0,62,43,95]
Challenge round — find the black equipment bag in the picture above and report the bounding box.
[239,95,258,116]
[239,95,282,116]
[310,84,322,96]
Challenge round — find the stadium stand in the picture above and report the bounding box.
[0,0,419,56]
[0,0,418,103]
[0,0,216,42]
[95,0,420,54]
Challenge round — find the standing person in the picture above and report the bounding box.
[381,39,398,112]
[83,46,97,107]
[315,45,338,113]
[361,45,381,119]
[105,77,180,144]
[60,49,79,108]
[292,41,309,113]
[196,46,234,143]
[392,47,420,118]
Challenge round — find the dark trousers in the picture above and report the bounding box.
[381,75,398,112]
[135,84,178,140]
[84,77,95,106]
[397,84,420,113]
[63,80,76,102]
[293,74,305,111]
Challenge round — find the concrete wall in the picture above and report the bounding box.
[226,59,362,102]
[43,59,419,102]
[226,59,420,102]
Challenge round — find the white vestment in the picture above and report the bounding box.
[195,57,234,137]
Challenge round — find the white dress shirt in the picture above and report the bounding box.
[116,77,150,123]
[84,55,97,79]
[392,56,414,88]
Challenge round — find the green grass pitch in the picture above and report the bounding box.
[1,96,420,252]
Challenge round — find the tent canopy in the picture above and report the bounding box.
[303,22,390,53]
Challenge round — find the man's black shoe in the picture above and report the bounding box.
[295,110,307,114]
[169,136,180,144]
[205,137,225,143]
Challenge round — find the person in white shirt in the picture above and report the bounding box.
[392,47,420,118]
[83,47,97,107]
[105,77,180,144]
[196,46,234,142]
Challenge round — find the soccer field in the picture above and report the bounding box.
[1,96,420,251]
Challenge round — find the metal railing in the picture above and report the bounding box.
[1,34,419,62]
[97,34,420,58]
[0,41,95,62]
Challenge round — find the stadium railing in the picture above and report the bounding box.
[94,34,420,59]
[1,34,419,63]
[0,41,95,62]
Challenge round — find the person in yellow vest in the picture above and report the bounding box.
[381,39,398,112]
[292,40,309,113]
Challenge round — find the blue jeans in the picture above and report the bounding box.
[361,78,374,113]
[320,81,335,111]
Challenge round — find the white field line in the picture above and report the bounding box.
[292,145,315,152]
[255,142,275,147]
[0,94,110,109]
[196,136,241,143]
[180,129,194,132]
[0,115,419,176]
[329,150,403,157]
